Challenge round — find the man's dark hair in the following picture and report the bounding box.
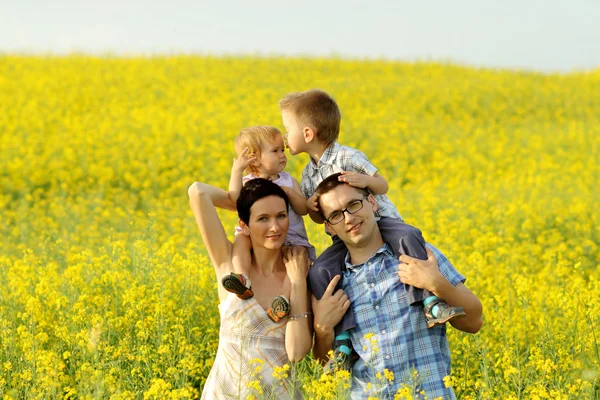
[314,173,369,219]
[237,178,290,224]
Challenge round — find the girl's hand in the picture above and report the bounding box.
[338,171,370,189]
[282,246,310,284]
[232,147,256,172]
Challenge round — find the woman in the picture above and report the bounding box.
[188,178,313,399]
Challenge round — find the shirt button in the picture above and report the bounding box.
[375,305,380,310]
[382,330,387,334]
[386,355,390,359]
[370,283,375,288]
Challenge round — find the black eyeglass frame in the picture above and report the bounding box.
[324,195,370,225]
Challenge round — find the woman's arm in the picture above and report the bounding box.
[283,177,309,216]
[188,182,234,302]
[283,247,313,362]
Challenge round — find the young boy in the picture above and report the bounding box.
[279,89,466,373]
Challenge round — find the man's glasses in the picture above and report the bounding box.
[325,196,369,225]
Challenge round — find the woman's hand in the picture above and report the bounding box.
[282,246,310,285]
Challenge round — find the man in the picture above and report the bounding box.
[311,174,483,399]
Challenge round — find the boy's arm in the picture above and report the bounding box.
[228,147,256,204]
[300,171,325,224]
[338,147,388,195]
[307,194,325,224]
[282,177,309,216]
[339,171,389,195]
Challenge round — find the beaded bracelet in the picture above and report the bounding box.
[288,311,313,321]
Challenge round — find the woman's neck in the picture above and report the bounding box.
[251,246,283,276]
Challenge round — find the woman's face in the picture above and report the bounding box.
[242,195,289,250]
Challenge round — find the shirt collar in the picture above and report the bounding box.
[309,142,340,168]
[344,243,393,272]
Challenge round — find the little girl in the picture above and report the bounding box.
[222,126,316,322]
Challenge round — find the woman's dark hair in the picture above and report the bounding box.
[237,178,290,224]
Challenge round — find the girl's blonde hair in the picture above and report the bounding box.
[234,125,282,175]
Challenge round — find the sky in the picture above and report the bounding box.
[1,0,599,72]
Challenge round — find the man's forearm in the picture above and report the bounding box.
[312,327,335,362]
[431,280,483,333]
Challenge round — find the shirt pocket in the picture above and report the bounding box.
[377,268,408,307]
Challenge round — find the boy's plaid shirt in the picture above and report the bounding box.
[300,142,402,220]
[341,243,464,399]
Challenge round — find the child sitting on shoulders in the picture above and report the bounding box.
[279,89,465,373]
[222,125,316,323]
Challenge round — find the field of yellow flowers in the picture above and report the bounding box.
[0,55,599,399]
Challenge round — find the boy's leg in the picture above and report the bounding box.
[377,218,430,304]
[223,234,253,299]
[378,218,465,327]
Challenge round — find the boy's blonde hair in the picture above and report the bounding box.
[278,89,341,146]
[234,125,282,175]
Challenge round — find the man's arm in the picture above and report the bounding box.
[430,281,483,333]
[311,276,350,361]
[398,247,483,334]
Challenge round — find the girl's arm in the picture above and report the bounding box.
[283,177,309,216]
[228,147,256,204]
[283,247,313,362]
[188,182,234,302]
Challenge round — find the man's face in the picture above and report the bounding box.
[281,109,305,155]
[319,184,379,248]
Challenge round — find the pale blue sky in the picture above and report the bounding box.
[1,0,599,72]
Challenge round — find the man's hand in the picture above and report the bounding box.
[232,147,256,172]
[311,275,350,334]
[282,246,310,285]
[397,248,444,293]
[338,171,370,189]
[307,193,319,213]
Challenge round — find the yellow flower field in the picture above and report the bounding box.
[0,55,599,399]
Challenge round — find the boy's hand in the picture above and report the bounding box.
[307,194,319,213]
[338,171,370,189]
[232,147,256,172]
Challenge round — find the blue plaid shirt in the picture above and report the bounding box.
[341,243,465,399]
